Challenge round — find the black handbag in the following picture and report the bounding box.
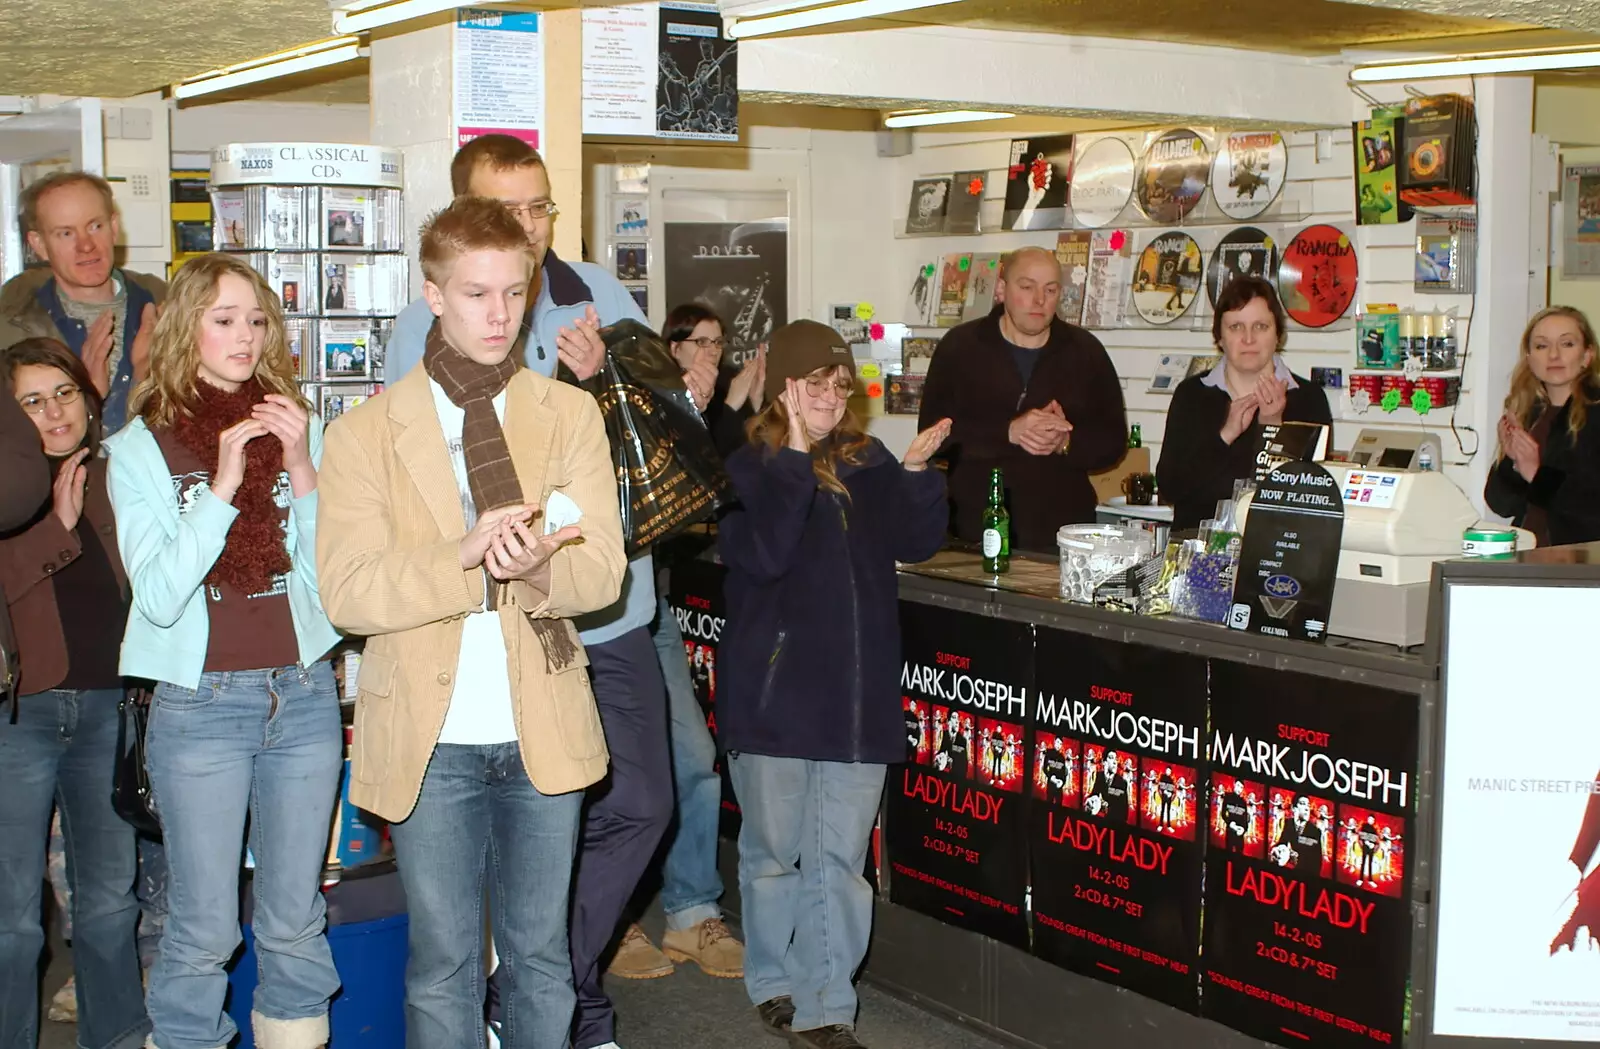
[568,320,735,557]
[0,603,18,722]
[112,691,162,841]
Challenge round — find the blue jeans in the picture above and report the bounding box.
[137,836,167,971]
[728,754,885,1032]
[652,595,724,930]
[145,665,343,1049]
[0,688,147,1049]
[390,742,583,1049]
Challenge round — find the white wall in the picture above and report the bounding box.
[740,26,1352,129]
[169,102,371,155]
[102,93,172,279]
[585,123,890,329]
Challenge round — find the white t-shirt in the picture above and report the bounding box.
[430,378,519,746]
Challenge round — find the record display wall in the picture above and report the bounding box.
[906,220,1358,334]
[209,143,407,423]
[901,127,1299,237]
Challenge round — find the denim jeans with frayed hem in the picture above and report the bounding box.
[390,742,583,1049]
[729,753,885,1032]
[0,688,148,1049]
[144,664,342,1049]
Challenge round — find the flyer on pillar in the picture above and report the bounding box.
[454,8,545,149]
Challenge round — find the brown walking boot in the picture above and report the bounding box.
[606,922,675,980]
[661,916,744,978]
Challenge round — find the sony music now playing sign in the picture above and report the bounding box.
[1230,461,1344,644]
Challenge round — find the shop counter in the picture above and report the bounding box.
[663,541,1439,1049]
[874,551,1430,1049]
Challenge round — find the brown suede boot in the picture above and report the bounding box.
[661,916,744,978]
[606,922,675,980]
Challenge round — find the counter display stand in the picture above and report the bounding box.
[209,142,407,426]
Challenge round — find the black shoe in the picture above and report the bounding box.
[756,996,796,1038]
[789,1024,867,1049]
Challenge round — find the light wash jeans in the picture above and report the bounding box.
[728,753,885,1032]
[47,821,166,970]
[145,664,343,1049]
[0,688,147,1049]
[652,594,724,931]
[389,742,583,1049]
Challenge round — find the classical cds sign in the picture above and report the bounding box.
[210,143,405,189]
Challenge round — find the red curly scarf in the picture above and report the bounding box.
[169,377,290,596]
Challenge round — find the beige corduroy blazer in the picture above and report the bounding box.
[315,366,625,822]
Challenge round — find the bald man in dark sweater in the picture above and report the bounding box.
[919,247,1127,552]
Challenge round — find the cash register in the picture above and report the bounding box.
[1243,428,1530,648]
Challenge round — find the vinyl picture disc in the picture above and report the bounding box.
[1211,131,1288,220]
[1278,224,1358,328]
[1069,136,1136,228]
[1131,231,1203,325]
[1207,226,1280,308]
[1136,129,1210,224]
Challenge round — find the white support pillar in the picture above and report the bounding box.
[1470,76,1537,513]
[370,23,455,297]
[369,13,585,296]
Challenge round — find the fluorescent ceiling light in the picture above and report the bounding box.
[173,39,363,100]
[1352,48,1600,82]
[729,0,964,39]
[334,0,464,34]
[884,109,1013,128]
[726,0,832,18]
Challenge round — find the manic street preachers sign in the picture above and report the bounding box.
[210,143,405,188]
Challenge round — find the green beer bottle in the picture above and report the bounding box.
[982,467,1010,574]
[1128,423,1143,449]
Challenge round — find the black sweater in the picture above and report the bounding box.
[1156,372,1333,532]
[918,310,1128,552]
[1483,391,1600,546]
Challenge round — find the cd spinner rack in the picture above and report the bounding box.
[209,142,407,423]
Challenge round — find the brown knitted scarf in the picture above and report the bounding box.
[422,322,524,513]
[170,377,290,596]
[421,322,577,671]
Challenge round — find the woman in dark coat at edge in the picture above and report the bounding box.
[1485,305,1600,547]
[1156,276,1332,532]
[716,319,950,1049]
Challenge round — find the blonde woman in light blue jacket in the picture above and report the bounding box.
[105,253,341,1049]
